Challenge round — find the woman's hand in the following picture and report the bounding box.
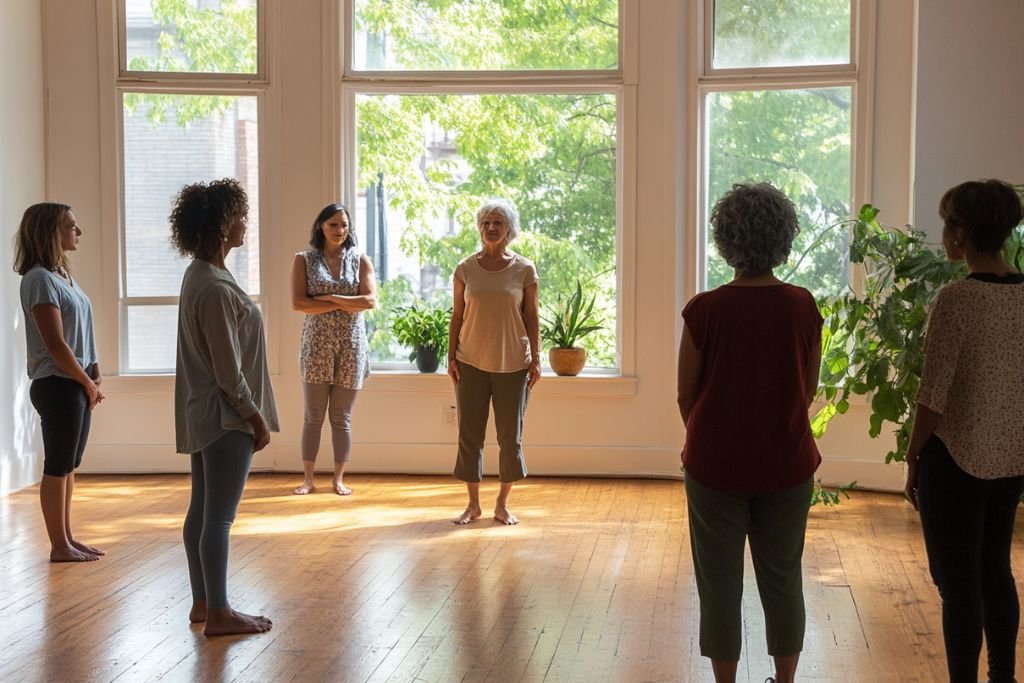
[904,456,919,510]
[527,359,542,389]
[248,412,271,452]
[85,381,104,410]
[903,403,941,510]
[447,358,460,385]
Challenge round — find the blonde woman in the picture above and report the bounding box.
[15,202,105,562]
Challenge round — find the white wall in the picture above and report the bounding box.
[912,0,1024,235]
[0,0,46,496]
[33,0,1017,495]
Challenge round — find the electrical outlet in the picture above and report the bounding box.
[443,405,457,426]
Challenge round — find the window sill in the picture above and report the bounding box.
[365,371,637,397]
[99,374,174,393]
[98,371,638,397]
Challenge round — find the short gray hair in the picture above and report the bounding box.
[711,182,799,275]
[476,198,520,244]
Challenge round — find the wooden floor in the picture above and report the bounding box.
[0,474,1018,682]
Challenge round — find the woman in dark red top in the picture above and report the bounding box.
[677,183,822,683]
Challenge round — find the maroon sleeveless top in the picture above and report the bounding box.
[681,283,823,493]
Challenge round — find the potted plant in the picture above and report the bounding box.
[813,199,1024,462]
[392,300,452,373]
[541,280,605,376]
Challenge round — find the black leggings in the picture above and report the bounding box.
[29,375,91,477]
[917,435,1024,683]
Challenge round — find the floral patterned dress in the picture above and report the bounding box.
[299,248,370,388]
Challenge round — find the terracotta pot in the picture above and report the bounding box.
[548,347,587,376]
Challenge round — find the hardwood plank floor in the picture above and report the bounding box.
[0,473,1017,682]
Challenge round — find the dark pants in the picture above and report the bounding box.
[183,430,255,610]
[29,375,91,477]
[685,474,813,661]
[917,435,1024,683]
[453,361,529,483]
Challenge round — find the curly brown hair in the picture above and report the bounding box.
[711,182,799,276]
[169,178,249,259]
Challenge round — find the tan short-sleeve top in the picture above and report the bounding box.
[916,274,1024,479]
[453,252,538,373]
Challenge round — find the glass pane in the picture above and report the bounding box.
[355,93,618,368]
[126,305,178,371]
[126,302,262,372]
[713,0,851,69]
[352,0,618,71]
[122,94,260,297]
[125,0,258,74]
[704,88,852,297]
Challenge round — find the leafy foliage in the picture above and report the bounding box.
[541,280,604,350]
[713,0,851,68]
[354,0,618,71]
[391,300,452,362]
[810,202,1024,463]
[130,0,864,373]
[354,92,617,353]
[124,0,256,126]
[810,187,1022,504]
[706,88,852,297]
[364,276,416,358]
[811,479,857,507]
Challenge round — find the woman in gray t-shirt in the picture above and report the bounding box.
[171,179,278,637]
[15,202,105,563]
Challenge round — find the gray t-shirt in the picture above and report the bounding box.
[174,259,280,454]
[20,266,98,380]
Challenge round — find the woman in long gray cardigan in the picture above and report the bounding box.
[172,178,279,637]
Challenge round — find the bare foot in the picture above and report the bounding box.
[70,539,105,556]
[50,545,99,562]
[204,609,273,637]
[332,480,352,496]
[293,480,315,495]
[494,507,519,525]
[189,602,207,623]
[454,506,482,525]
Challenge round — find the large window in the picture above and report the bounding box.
[117,0,264,372]
[700,0,860,298]
[345,1,622,370]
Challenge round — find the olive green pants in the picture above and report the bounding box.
[453,361,529,483]
[685,473,813,661]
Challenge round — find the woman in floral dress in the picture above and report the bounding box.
[290,203,376,495]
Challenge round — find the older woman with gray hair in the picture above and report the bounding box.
[676,182,822,683]
[447,198,541,525]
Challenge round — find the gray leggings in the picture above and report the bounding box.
[302,382,358,464]
[183,430,254,609]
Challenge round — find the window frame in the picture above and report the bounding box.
[117,0,267,82]
[112,0,271,375]
[689,0,875,301]
[338,0,638,375]
[702,0,858,77]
